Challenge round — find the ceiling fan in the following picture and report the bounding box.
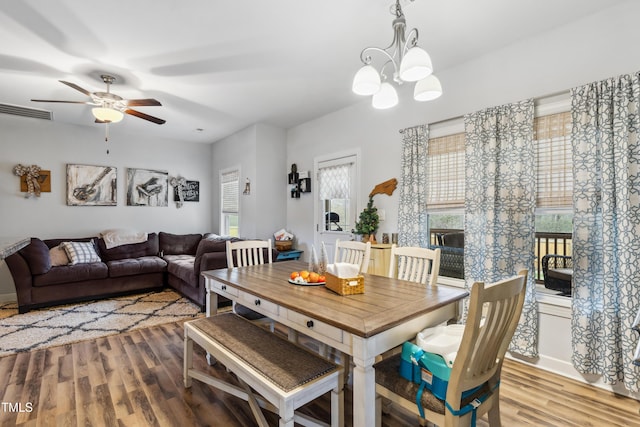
[32,74,166,125]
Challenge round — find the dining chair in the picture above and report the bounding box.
[334,239,371,273]
[226,239,274,331]
[374,270,527,427]
[388,245,441,286]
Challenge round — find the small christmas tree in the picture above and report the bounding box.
[354,196,379,237]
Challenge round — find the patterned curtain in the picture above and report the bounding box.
[397,125,429,247]
[464,99,539,358]
[571,72,640,391]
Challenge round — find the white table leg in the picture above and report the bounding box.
[351,353,376,427]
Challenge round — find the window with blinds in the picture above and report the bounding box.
[220,169,239,236]
[426,132,465,210]
[318,158,354,233]
[534,111,572,208]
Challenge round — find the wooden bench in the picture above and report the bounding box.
[184,313,344,427]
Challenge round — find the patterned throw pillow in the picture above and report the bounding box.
[62,241,101,265]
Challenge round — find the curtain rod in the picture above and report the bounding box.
[398,89,571,134]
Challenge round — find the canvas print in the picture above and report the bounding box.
[67,164,117,206]
[173,180,199,202]
[126,168,168,206]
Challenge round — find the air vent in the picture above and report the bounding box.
[0,103,52,120]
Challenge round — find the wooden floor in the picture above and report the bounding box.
[1,320,639,427]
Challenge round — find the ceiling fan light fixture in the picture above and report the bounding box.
[92,107,123,123]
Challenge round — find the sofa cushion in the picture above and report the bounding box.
[107,256,167,278]
[62,240,101,264]
[19,238,51,275]
[165,254,197,287]
[33,263,109,287]
[97,232,159,261]
[159,232,202,256]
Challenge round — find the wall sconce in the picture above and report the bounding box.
[243,178,251,195]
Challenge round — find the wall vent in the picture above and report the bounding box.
[0,103,52,120]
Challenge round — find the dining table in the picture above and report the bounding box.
[202,260,468,427]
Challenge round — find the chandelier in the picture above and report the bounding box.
[352,0,442,109]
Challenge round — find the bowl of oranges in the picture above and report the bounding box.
[289,270,326,286]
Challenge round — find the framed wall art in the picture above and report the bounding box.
[66,164,117,206]
[126,168,168,206]
[173,180,200,202]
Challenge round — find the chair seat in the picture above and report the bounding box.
[374,352,492,415]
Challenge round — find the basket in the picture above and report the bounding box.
[275,240,293,251]
[325,272,364,295]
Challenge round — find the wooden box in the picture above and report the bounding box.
[325,272,364,295]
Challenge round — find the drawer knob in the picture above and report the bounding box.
[221,285,227,291]
[306,320,314,328]
[254,299,261,306]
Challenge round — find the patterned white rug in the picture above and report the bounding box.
[0,289,204,357]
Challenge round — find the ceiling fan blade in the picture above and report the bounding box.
[125,109,166,125]
[31,99,92,104]
[126,98,162,107]
[59,80,92,96]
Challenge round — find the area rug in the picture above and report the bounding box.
[0,289,204,357]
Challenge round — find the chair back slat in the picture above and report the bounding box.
[388,245,441,286]
[446,270,527,412]
[333,239,371,273]
[226,239,273,268]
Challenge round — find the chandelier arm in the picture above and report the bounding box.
[403,28,420,53]
[360,46,399,77]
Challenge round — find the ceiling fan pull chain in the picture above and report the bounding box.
[105,123,110,154]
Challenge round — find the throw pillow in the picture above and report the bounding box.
[62,240,101,265]
[49,245,70,266]
[19,238,51,275]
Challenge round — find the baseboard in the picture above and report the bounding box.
[0,292,17,303]
[507,352,640,401]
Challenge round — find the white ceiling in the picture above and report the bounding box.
[0,0,623,143]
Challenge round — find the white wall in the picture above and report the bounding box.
[211,123,287,240]
[0,114,213,298]
[285,1,640,397]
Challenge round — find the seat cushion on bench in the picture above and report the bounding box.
[189,313,337,392]
[107,256,167,278]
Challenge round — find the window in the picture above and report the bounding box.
[534,112,573,290]
[220,169,239,237]
[318,160,354,233]
[426,132,465,279]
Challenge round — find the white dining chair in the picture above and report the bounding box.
[334,239,371,273]
[388,245,441,286]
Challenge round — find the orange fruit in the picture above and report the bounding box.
[290,271,300,280]
[318,275,326,283]
[299,270,310,280]
[308,272,320,283]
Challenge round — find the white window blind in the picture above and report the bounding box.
[426,133,465,209]
[221,170,239,213]
[534,112,572,208]
[318,163,351,200]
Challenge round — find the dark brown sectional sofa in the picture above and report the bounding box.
[5,232,271,313]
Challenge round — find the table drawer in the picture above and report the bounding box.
[208,280,239,298]
[286,310,343,343]
[238,291,279,317]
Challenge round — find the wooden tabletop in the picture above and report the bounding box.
[202,260,468,338]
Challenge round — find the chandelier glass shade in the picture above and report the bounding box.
[352,0,442,109]
[92,107,124,123]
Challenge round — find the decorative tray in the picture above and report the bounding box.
[288,278,326,286]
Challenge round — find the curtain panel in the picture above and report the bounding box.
[464,99,539,358]
[397,124,429,247]
[571,71,640,391]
